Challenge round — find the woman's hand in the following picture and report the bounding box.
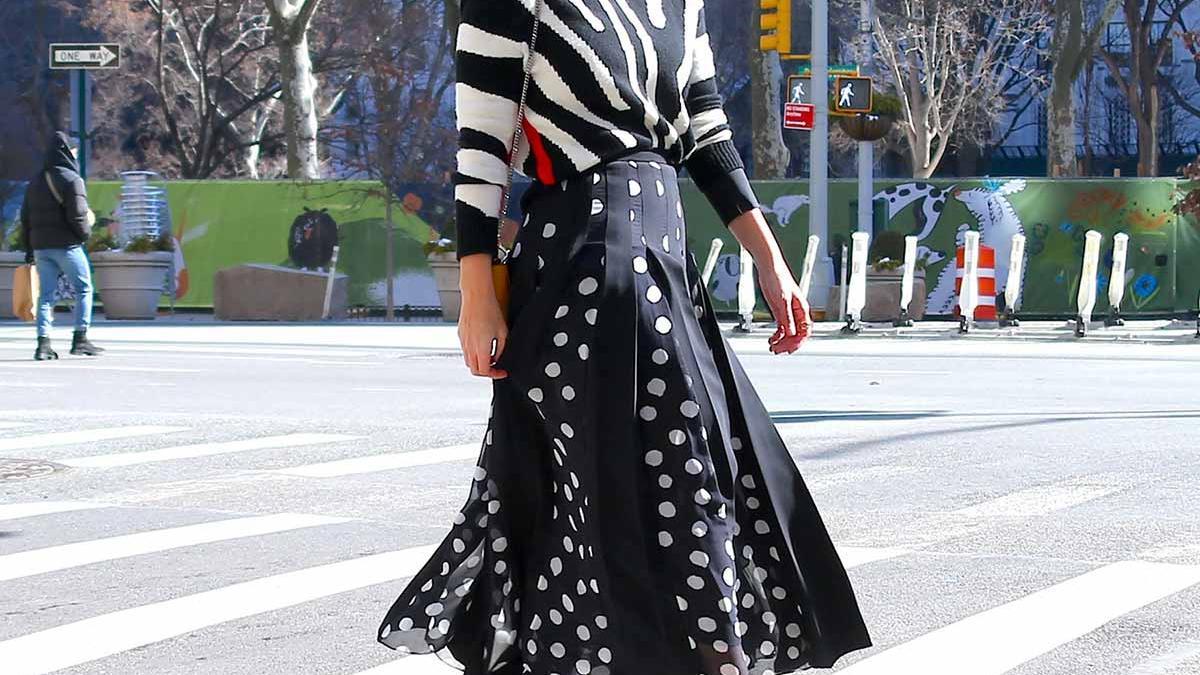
[756,255,811,354]
[458,254,509,379]
[728,209,811,354]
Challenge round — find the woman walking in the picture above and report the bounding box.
[379,1,870,673]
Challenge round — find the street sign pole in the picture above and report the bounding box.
[71,70,91,179]
[51,43,121,180]
[857,0,874,236]
[809,0,833,318]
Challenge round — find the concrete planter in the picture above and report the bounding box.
[0,251,25,319]
[827,267,928,321]
[427,251,461,322]
[91,251,172,320]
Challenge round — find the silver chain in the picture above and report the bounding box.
[497,0,543,261]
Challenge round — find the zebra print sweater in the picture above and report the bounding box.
[454,0,759,259]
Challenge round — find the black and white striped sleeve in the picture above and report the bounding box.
[682,2,759,226]
[453,0,529,260]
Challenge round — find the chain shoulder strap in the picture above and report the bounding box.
[497,0,544,261]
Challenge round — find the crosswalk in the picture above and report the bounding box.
[0,416,1197,674]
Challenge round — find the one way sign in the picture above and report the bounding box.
[50,44,121,70]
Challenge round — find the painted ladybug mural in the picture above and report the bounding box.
[288,207,339,270]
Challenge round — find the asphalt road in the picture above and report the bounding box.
[1,322,1198,675]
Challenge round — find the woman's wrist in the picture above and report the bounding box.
[459,253,497,304]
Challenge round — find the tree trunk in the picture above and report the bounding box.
[1046,77,1078,177]
[749,5,789,179]
[1137,96,1159,176]
[278,31,321,179]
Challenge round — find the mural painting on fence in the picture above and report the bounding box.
[3,178,1194,317]
[682,178,1191,317]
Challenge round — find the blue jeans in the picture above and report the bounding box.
[34,246,94,338]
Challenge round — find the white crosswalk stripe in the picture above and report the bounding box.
[61,433,362,468]
[0,513,351,582]
[355,656,463,674]
[0,422,28,429]
[0,501,110,523]
[271,443,480,478]
[838,561,1200,675]
[0,545,437,675]
[0,426,187,453]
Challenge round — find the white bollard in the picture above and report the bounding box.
[959,231,981,333]
[737,246,755,331]
[1075,230,1103,337]
[896,235,918,327]
[843,232,869,332]
[701,238,724,286]
[322,245,341,320]
[1106,233,1129,327]
[1002,233,1026,327]
[838,243,849,322]
[796,235,820,307]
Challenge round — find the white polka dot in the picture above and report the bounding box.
[655,316,672,334]
[747,496,761,509]
[551,641,566,657]
[550,557,563,575]
[537,575,549,590]
[577,659,592,674]
[786,623,802,638]
[687,575,705,590]
[731,437,744,451]
[591,199,604,215]
[577,625,591,641]
[425,602,444,616]
[639,405,658,421]
[723,567,735,586]
[714,639,729,653]
[628,179,642,196]
[741,474,756,489]
[691,520,708,537]
[755,520,770,534]
[563,536,575,553]
[668,429,686,445]
[676,595,689,610]
[720,665,738,675]
[543,222,557,238]
[662,234,671,252]
[741,594,755,608]
[694,488,711,505]
[561,423,575,438]
[789,646,801,659]
[762,641,776,656]
[690,550,710,566]
[718,596,733,612]
[644,449,664,466]
[538,255,545,270]
[596,615,609,629]
[684,459,703,475]
[562,385,576,400]
[452,538,465,553]
[578,343,590,360]
[528,388,544,403]
[736,621,749,636]
[658,531,673,547]
[629,209,636,221]
[527,640,538,654]
[512,242,522,258]
[680,401,700,418]
[554,332,569,347]
[677,201,684,218]
[697,617,717,632]
[633,256,649,273]
[544,362,561,377]
[599,647,612,663]
[659,502,676,518]
[493,537,508,552]
[656,179,665,196]
[646,285,663,303]
[592,173,601,184]
[652,349,669,365]
[659,474,673,488]
[495,560,507,574]
[676,226,682,240]
[555,305,569,319]
[647,378,666,396]
[773,586,788,600]
[578,277,598,295]
[585,308,598,325]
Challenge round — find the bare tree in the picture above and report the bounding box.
[873,0,1051,178]
[264,0,323,179]
[1046,0,1121,177]
[1099,0,1196,176]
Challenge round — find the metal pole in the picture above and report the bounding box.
[385,193,395,321]
[856,0,874,236]
[71,70,91,180]
[809,0,834,317]
[322,245,341,320]
[838,243,849,322]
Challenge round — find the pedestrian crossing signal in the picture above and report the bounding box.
[759,0,792,55]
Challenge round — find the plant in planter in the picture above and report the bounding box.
[862,230,928,321]
[424,236,461,322]
[838,92,902,142]
[0,225,28,319]
[89,229,174,320]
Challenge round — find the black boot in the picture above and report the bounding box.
[34,336,59,361]
[70,330,104,356]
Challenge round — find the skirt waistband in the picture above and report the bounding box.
[520,150,675,212]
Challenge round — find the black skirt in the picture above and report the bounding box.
[378,152,871,674]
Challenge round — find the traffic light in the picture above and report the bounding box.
[760,0,792,54]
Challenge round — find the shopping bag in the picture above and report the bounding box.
[12,264,39,323]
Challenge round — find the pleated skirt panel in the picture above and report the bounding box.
[378,152,871,674]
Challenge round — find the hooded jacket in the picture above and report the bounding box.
[18,132,92,256]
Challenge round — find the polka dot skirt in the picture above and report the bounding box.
[378,153,870,673]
